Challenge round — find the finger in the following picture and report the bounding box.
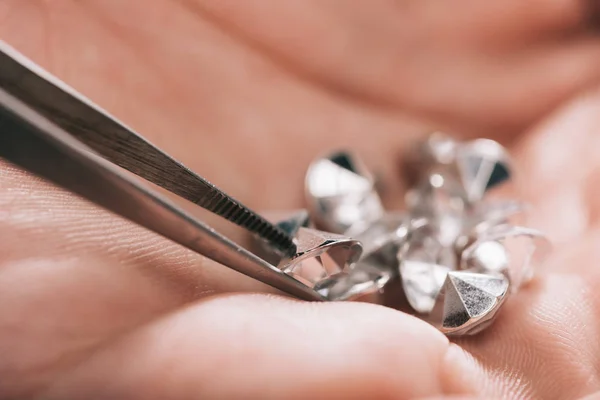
[386,37,600,135]
[513,87,600,243]
[0,161,277,298]
[36,295,478,400]
[455,89,600,399]
[0,165,287,397]
[0,0,425,210]
[192,0,600,134]
[580,391,600,400]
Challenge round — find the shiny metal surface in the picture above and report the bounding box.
[0,41,295,254]
[0,84,323,301]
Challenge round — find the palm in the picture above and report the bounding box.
[1,1,600,399]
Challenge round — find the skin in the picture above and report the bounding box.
[1,0,600,398]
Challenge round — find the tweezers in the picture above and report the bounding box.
[0,41,324,301]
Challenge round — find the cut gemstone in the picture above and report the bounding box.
[315,259,393,301]
[405,172,467,247]
[352,212,409,257]
[401,260,450,313]
[402,132,459,186]
[456,139,512,203]
[398,223,458,313]
[469,200,528,234]
[462,240,509,274]
[279,227,362,288]
[460,224,551,290]
[431,271,509,335]
[305,152,384,234]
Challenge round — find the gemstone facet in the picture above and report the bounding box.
[305,152,384,235]
[302,134,548,336]
[430,271,509,335]
[279,227,362,288]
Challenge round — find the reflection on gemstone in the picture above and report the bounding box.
[406,172,467,247]
[398,222,458,313]
[305,152,384,234]
[462,240,509,274]
[460,224,551,290]
[457,139,512,203]
[280,227,362,288]
[315,260,392,301]
[302,135,548,336]
[352,212,409,256]
[400,260,450,313]
[470,200,528,234]
[431,271,509,335]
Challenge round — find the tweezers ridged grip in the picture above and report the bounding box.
[0,46,295,254]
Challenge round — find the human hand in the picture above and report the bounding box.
[1,1,600,399]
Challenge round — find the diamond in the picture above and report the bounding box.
[460,224,550,290]
[405,172,467,247]
[462,240,509,274]
[306,152,384,235]
[402,132,459,186]
[456,139,512,203]
[469,200,528,234]
[401,260,450,313]
[314,259,392,301]
[352,212,409,257]
[431,271,509,335]
[398,222,458,313]
[279,227,362,288]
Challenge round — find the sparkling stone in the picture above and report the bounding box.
[398,223,458,313]
[426,133,459,164]
[469,200,528,234]
[279,227,362,288]
[352,212,409,257]
[456,139,512,203]
[313,213,409,302]
[402,132,459,186]
[405,171,467,247]
[459,224,551,290]
[305,152,384,234]
[401,260,450,313]
[462,240,509,274]
[314,259,392,301]
[430,271,509,335]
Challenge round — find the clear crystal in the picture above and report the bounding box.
[406,171,467,247]
[315,259,392,301]
[459,224,551,290]
[401,261,450,313]
[456,139,512,203]
[399,223,459,313]
[427,133,459,164]
[462,240,509,274]
[430,271,509,335]
[469,200,528,234]
[306,152,384,234]
[351,212,409,256]
[280,227,362,288]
